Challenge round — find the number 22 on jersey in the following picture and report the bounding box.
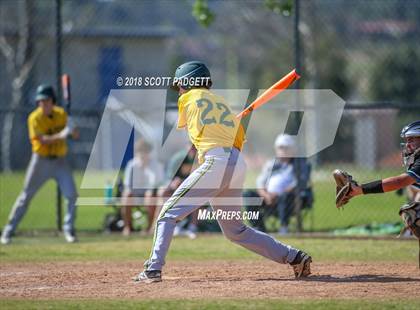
[196,98,234,128]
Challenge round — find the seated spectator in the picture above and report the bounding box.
[121,139,164,236]
[244,134,313,234]
[157,146,198,238]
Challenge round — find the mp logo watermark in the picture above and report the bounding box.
[197,209,260,221]
[76,88,345,207]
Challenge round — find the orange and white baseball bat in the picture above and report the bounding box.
[62,74,72,115]
[236,69,300,119]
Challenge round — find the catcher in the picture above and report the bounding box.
[333,120,420,240]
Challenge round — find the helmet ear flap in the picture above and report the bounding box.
[170,81,180,91]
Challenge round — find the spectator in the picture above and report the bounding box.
[244,134,313,234]
[121,139,164,236]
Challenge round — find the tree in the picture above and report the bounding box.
[370,46,420,103]
[192,0,215,28]
[0,0,35,171]
[192,0,293,28]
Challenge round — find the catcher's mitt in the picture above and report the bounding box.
[333,169,358,208]
[399,202,420,239]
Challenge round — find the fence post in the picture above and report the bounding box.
[293,0,303,233]
[55,0,63,232]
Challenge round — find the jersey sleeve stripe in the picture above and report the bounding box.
[407,170,420,182]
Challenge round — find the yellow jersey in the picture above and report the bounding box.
[177,88,246,163]
[28,106,68,157]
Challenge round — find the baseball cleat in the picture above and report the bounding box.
[133,270,162,283]
[1,234,11,245]
[64,231,77,243]
[290,251,312,278]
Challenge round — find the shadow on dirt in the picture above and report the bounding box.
[246,274,419,283]
[302,274,420,283]
[189,274,420,283]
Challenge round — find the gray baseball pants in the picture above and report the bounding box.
[144,147,299,271]
[2,153,78,237]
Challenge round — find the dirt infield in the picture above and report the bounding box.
[1,260,420,300]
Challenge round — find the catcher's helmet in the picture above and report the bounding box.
[400,120,420,168]
[171,61,212,91]
[35,84,56,103]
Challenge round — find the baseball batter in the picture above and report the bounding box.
[1,85,79,244]
[134,61,312,283]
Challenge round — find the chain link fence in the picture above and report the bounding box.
[0,0,419,234]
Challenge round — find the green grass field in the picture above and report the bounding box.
[0,167,406,233]
[1,235,419,309]
[1,167,414,310]
[0,235,418,263]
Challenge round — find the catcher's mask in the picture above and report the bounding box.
[400,120,420,168]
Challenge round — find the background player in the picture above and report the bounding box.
[1,85,79,244]
[134,61,312,283]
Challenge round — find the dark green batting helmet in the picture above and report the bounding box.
[171,61,212,91]
[35,84,56,103]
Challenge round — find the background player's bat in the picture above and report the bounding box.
[236,69,300,119]
[62,74,71,114]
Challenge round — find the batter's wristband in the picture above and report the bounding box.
[361,180,384,194]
